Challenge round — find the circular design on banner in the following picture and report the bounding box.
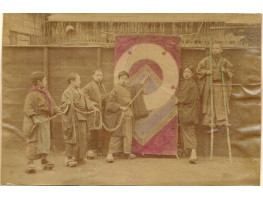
[129,59,163,80]
[114,43,179,110]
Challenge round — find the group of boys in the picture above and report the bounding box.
[23,43,234,174]
[23,69,137,173]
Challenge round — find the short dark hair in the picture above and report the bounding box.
[31,71,45,85]
[67,73,79,84]
[183,65,194,73]
[93,68,103,75]
[118,71,129,79]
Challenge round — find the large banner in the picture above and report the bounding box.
[114,36,181,155]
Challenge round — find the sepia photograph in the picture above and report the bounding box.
[0,13,261,186]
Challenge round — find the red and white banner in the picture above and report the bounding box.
[114,35,181,155]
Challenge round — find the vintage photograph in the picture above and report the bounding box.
[1,13,261,186]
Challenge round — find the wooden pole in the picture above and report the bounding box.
[44,47,48,89]
[97,47,101,69]
[209,37,214,160]
[220,56,233,162]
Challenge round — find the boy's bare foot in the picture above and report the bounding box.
[65,158,78,167]
[41,159,55,170]
[78,158,87,164]
[128,153,136,159]
[25,164,36,174]
[189,159,198,164]
[106,153,114,163]
[87,150,96,159]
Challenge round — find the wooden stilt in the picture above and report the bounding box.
[209,37,214,160]
[220,57,233,162]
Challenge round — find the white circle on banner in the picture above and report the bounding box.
[114,43,179,110]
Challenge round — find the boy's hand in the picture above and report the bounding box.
[57,109,63,115]
[91,102,99,109]
[93,107,100,112]
[32,116,41,125]
[221,67,226,73]
[93,102,99,107]
[120,106,128,111]
[206,69,213,75]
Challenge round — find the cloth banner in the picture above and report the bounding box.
[114,35,181,155]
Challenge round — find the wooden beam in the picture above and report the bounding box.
[2,44,261,50]
[210,25,261,30]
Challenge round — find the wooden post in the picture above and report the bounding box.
[97,47,102,69]
[44,47,49,89]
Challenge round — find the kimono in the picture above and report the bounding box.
[178,79,199,149]
[196,56,234,126]
[61,86,93,159]
[82,80,107,152]
[104,84,133,154]
[23,86,59,160]
[105,82,148,154]
[82,80,106,130]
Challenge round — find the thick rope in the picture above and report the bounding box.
[72,78,149,132]
[38,105,69,124]
[38,79,149,132]
[73,106,125,132]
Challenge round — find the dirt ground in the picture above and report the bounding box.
[1,143,260,186]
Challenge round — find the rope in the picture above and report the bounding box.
[36,79,149,132]
[71,78,149,132]
[38,105,69,124]
[72,104,125,132]
[30,105,69,133]
[72,105,96,115]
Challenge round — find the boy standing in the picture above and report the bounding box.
[61,73,96,167]
[104,71,136,163]
[23,71,60,173]
[82,68,107,159]
[177,66,200,164]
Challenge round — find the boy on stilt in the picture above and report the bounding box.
[196,43,234,157]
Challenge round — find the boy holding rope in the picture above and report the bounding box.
[61,73,97,167]
[23,71,61,174]
[82,68,107,159]
[104,71,136,163]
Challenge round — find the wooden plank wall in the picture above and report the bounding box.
[2,47,44,131]
[2,47,261,157]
